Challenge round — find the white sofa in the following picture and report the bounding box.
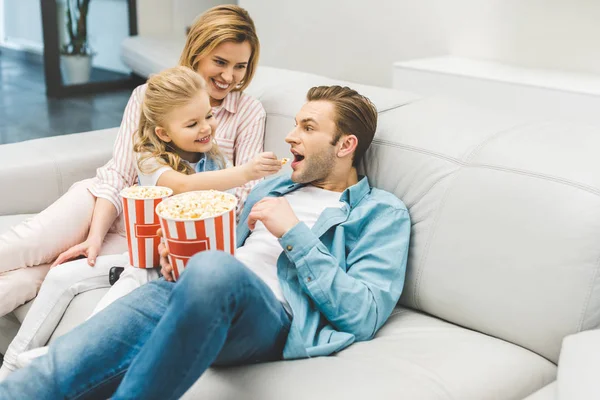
[2,60,600,398]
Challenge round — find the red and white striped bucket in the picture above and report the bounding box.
[120,186,173,268]
[156,191,237,281]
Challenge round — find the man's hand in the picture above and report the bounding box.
[247,197,299,238]
[157,229,175,282]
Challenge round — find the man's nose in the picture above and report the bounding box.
[285,129,299,143]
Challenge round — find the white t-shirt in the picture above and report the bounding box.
[235,185,344,312]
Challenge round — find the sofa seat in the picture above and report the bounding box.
[181,308,556,400]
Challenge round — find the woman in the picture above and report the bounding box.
[0,5,264,317]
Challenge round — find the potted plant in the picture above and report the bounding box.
[60,0,93,85]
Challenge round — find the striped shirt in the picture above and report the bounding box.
[89,84,266,217]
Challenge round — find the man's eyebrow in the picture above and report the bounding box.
[300,118,318,125]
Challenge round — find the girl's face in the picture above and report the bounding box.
[195,41,252,106]
[156,90,217,163]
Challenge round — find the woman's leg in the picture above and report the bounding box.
[0,265,50,318]
[0,231,128,320]
[89,266,159,317]
[0,179,96,273]
[0,253,128,374]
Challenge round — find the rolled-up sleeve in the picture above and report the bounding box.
[89,85,145,214]
[233,105,266,216]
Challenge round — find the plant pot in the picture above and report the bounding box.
[60,54,93,85]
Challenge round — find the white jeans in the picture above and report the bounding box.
[0,178,125,317]
[90,264,160,316]
[1,253,158,373]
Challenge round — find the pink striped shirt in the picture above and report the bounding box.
[89,84,266,217]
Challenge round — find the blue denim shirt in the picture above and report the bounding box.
[237,175,411,359]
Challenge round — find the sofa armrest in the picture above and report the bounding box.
[556,330,600,400]
[0,128,118,216]
[523,382,556,400]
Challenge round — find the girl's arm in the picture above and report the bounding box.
[157,152,281,195]
[51,198,118,267]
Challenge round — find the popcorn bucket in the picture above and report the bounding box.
[156,190,237,281]
[120,186,173,268]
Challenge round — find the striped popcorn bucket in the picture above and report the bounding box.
[120,186,173,268]
[156,191,237,281]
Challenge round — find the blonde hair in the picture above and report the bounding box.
[134,66,226,175]
[179,5,260,93]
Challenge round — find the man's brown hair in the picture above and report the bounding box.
[306,86,377,167]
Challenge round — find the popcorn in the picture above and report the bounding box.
[120,186,172,268]
[281,158,289,165]
[121,186,173,199]
[156,190,237,220]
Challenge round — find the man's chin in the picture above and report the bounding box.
[290,171,307,184]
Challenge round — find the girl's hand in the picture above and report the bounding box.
[244,152,282,181]
[51,236,103,268]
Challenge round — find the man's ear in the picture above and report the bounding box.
[155,126,172,142]
[337,134,358,159]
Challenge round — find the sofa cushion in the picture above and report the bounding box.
[256,68,600,363]
[366,107,600,363]
[182,308,555,400]
[0,128,118,216]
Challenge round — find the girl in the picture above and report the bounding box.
[0,5,264,316]
[0,66,281,379]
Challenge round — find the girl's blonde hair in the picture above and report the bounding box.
[179,5,259,93]
[134,66,226,175]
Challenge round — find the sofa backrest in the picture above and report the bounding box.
[247,66,600,363]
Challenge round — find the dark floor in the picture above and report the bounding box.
[0,50,134,145]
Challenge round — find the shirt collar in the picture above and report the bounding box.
[214,91,240,114]
[339,176,371,208]
[271,175,371,209]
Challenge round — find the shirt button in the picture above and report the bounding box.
[307,276,312,282]
[286,245,293,251]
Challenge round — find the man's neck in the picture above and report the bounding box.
[310,167,359,192]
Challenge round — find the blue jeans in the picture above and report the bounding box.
[0,251,292,400]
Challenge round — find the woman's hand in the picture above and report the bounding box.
[243,152,282,181]
[51,236,103,268]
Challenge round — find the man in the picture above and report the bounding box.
[0,86,411,399]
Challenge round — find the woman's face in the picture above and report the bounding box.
[196,41,252,106]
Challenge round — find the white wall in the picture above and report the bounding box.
[137,0,233,36]
[2,0,43,52]
[240,0,600,87]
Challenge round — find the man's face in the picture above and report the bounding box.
[285,100,340,184]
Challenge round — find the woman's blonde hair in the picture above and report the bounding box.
[134,66,225,175]
[179,5,260,92]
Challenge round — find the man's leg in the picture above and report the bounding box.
[112,250,291,400]
[0,279,173,400]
